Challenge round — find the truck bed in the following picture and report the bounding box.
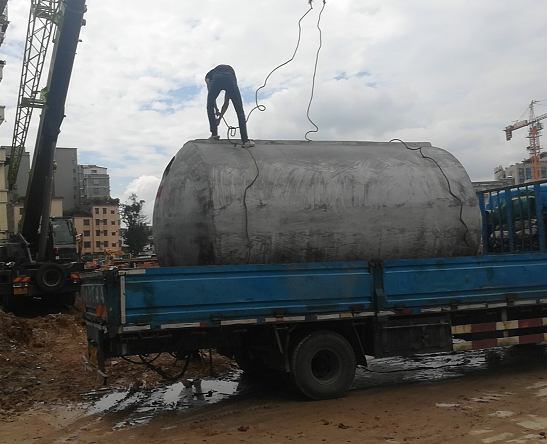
[82,253,547,333]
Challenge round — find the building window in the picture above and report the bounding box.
[102,208,107,214]
[95,208,99,214]
[96,230,101,236]
[111,220,116,225]
[103,230,108,236]
[104,241,109,248]
[84,242,91,248]
[84,230,90,236]
[94,179,100,185]
[19,208,24,215]
[111,210,116,214]
[94,188,99,194]
[542,167,547,178]
[96,241,101,248]
[526,168,532,179]
[103,219,107,225]
[92,169,97,173]
[83,219,90,226]
[95,219,100,225]
[112,232,117,236]
[118,220,120,225]
[112,243,116,247]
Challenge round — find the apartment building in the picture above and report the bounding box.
[73,203,121,257]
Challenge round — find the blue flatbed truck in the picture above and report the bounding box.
[82,182,547,400]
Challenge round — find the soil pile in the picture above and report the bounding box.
[0,304,237,419]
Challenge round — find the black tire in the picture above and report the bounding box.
[290,330,356,400]
[35,263,66,293]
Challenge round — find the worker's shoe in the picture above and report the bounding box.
[242,140,255,148]
[208,135,220,141]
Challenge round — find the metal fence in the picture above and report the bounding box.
[478,180,547,254]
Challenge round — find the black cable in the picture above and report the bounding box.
[242,148,260,264]
[246,1,314,122]
[304,0,326,141]
[389,138,472,248]
[219,0,315,139]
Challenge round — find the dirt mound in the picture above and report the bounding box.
[0,305,237,419]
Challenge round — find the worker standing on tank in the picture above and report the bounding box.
[205,64,255,148]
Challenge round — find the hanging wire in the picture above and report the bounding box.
[245,1,315,122]
[304,0,326,141]
[218,0,316,141]
[389,138,472,249]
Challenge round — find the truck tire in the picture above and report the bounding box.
[290,330,356,400]
[35,263,66,293]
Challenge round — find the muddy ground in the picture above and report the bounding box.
[1,304,547,444]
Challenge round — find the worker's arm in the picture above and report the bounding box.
[217,93,230,120]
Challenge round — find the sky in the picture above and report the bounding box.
[0,0,546,220]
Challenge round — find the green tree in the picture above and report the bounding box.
[121,194,151,255]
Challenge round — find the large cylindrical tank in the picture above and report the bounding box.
[153,140,481,267]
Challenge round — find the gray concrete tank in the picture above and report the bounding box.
[153,140,481,267]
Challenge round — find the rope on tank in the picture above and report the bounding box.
[389,138,472,249]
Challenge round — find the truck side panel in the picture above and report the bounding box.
[82,262,375,329]
[381,254,547,312]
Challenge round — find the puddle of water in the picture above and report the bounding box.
[86,390,130,415]
[436,403,460,408]
[84,372,243,428]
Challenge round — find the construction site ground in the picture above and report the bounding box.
[1,302,547,444]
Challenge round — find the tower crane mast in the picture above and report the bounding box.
[504,100,547,182]
[8,0,60,191]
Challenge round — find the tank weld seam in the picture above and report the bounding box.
[389,138,472,249]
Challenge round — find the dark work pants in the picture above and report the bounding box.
[207,74,249,143]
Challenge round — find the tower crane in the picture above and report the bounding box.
[504,100,547,182]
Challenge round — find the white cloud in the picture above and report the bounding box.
[0,0,546,210]
[122,175,161,222]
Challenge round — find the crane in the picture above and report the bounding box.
[504,100,547,182]
[0,0,86,311]
[7,0,60,191]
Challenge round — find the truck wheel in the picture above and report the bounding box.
[36,263,66,293]
[290,330,356,400]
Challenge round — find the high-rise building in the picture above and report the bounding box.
[54,147,79,210]
[52,149,112,209]
[78,164,111,203]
